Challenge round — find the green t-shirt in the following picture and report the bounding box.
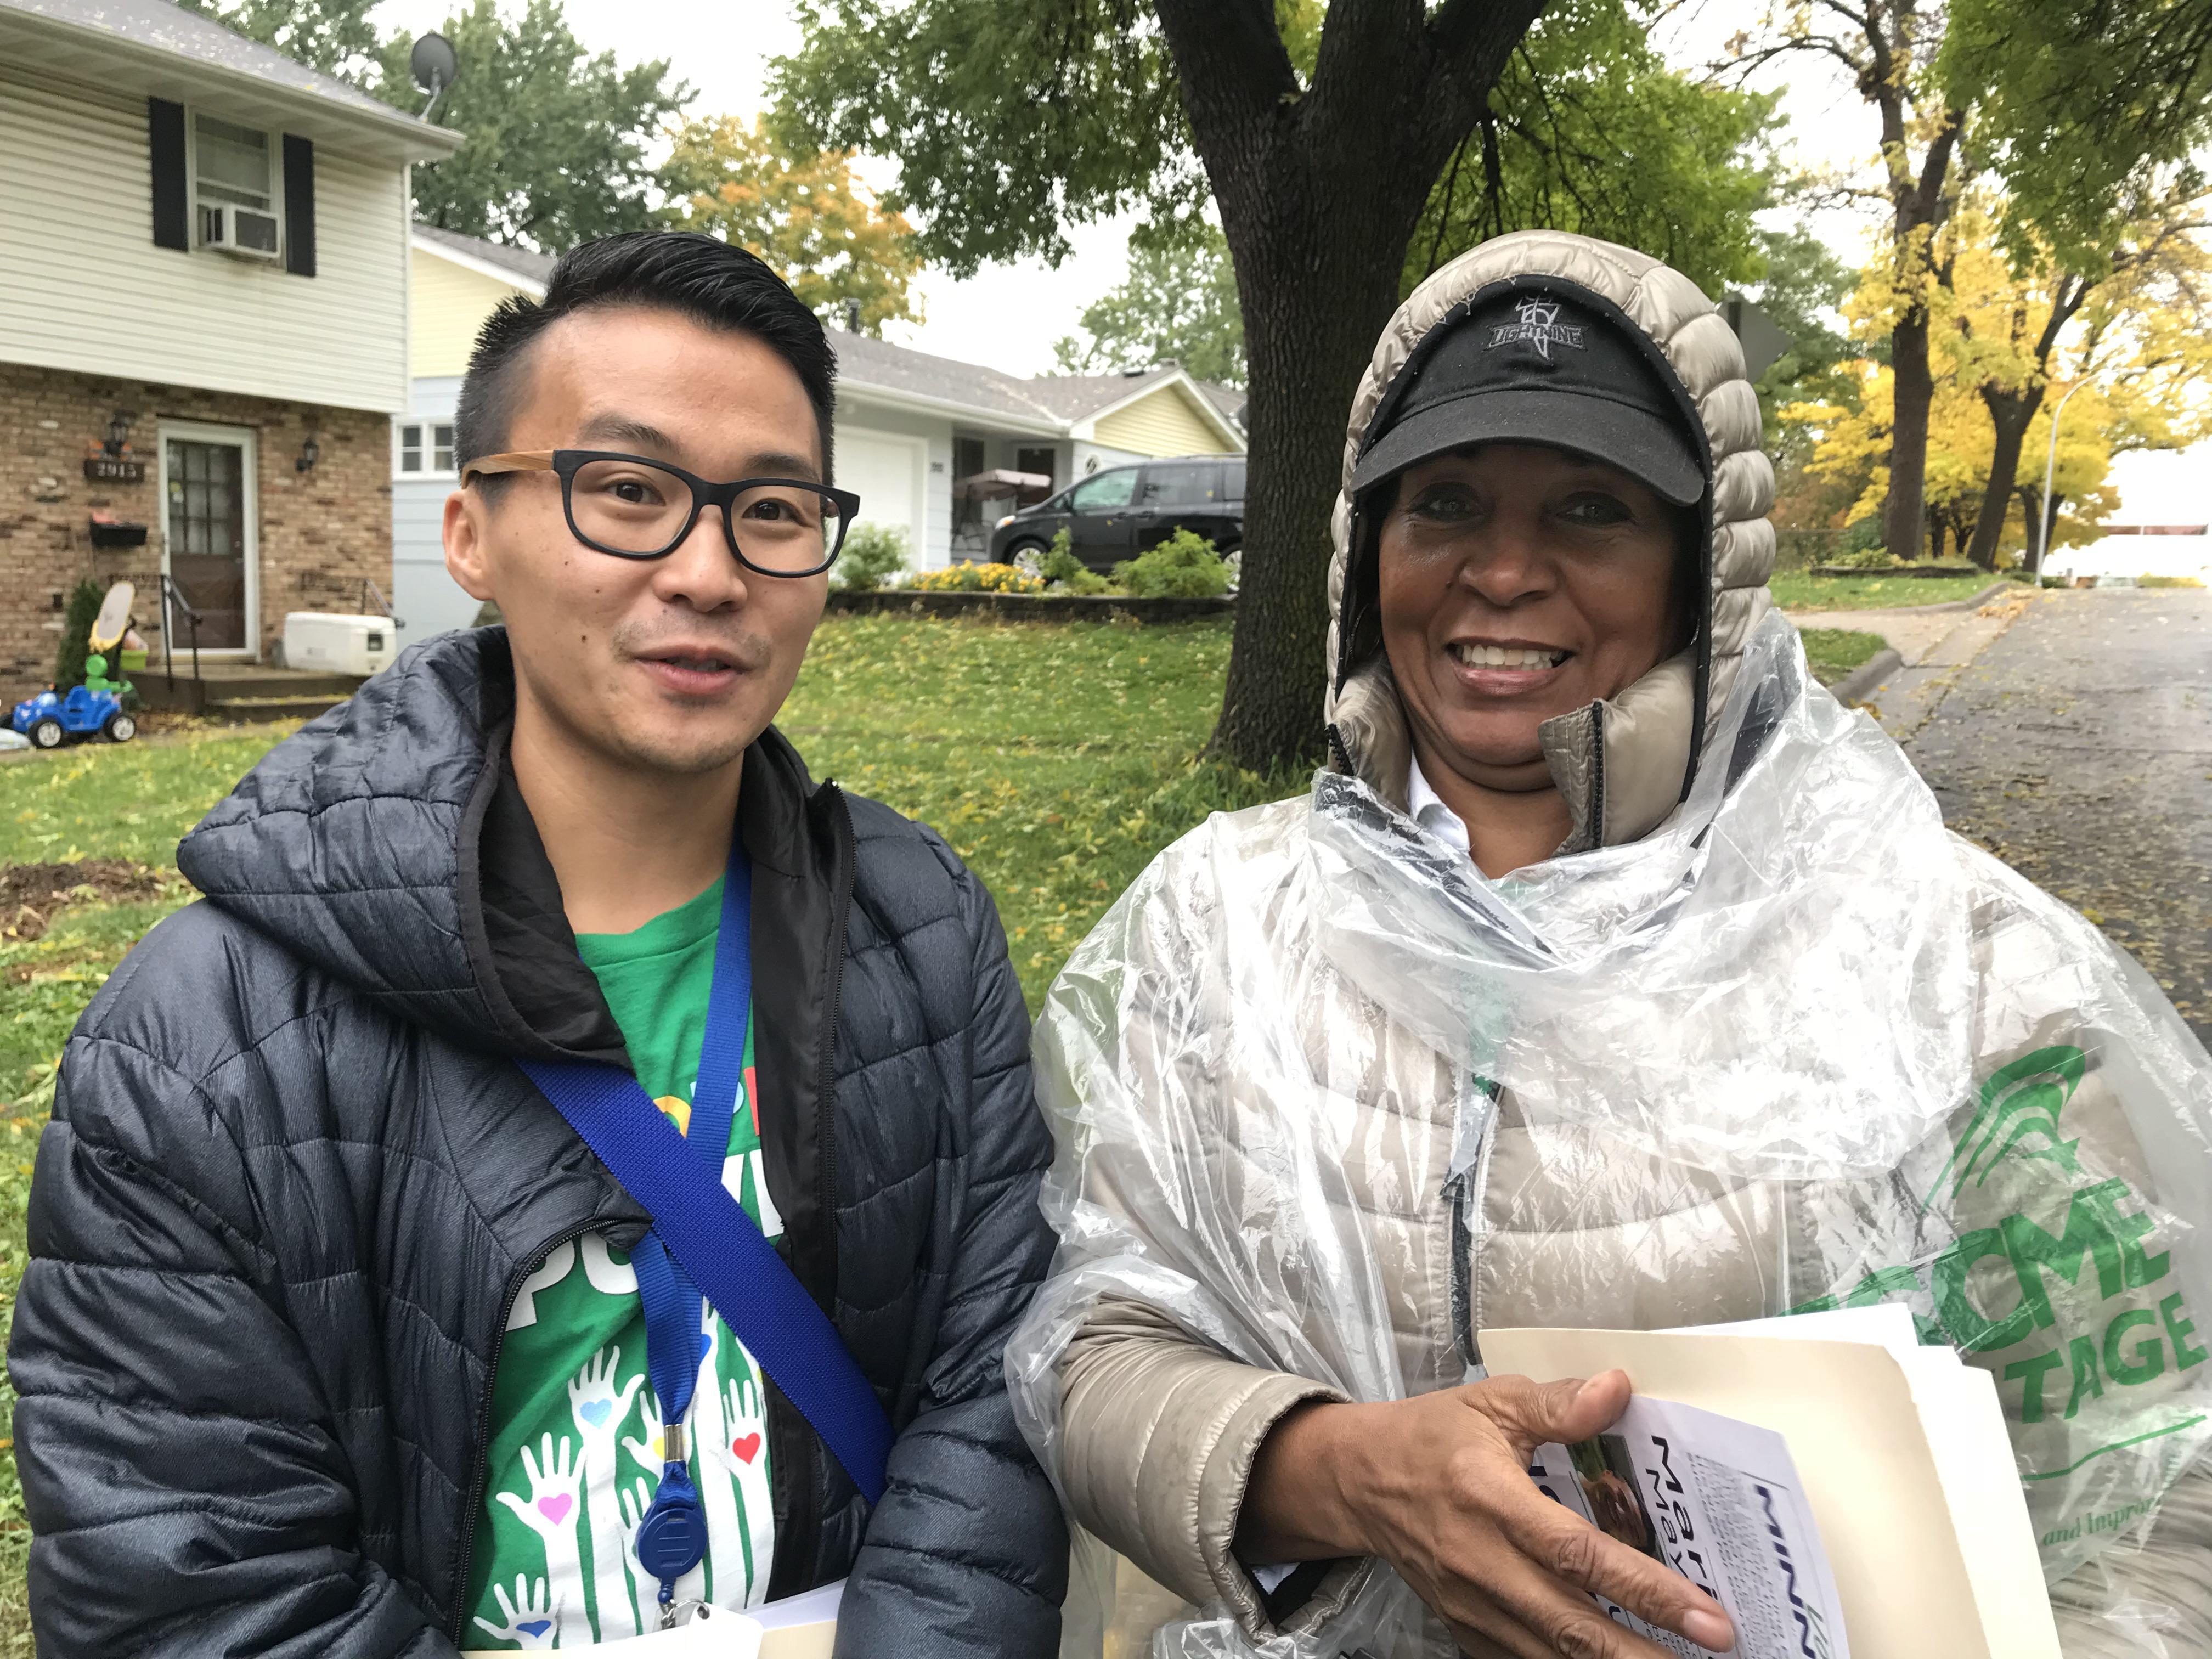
[464,877,782,1649]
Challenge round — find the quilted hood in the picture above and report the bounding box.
[1324,229,1776,850]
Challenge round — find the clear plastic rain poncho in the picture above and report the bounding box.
[1006,231,2212,1659]
[1009,612,2212,1658]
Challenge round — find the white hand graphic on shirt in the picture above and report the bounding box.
[471,1573,562,1650]
[705,1368,777,1605]
[569,1346,648,1635]
[493,1435,587,1629]
[624,1396,670,1475]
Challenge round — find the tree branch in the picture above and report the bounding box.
[1149,0,1297,126]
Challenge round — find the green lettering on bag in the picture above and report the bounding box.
[1931,1229,2032,1351]
[1926,1045,2085,1208]
[2103,1308,2165,1386]
[2064,1335,2107,1419]
[2163,1293,2209,1370]
[2002,1178,2135,1329]
[2005,1348,2067,1423]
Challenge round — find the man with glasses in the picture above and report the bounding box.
[9,233,1066,1655]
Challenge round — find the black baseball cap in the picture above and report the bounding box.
[1350,286,1706,506]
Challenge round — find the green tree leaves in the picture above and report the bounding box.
[1406,0,1777,303]
[662,116,923,334]
[371,0,687,249]
[1947,0,2212,270]
[180,0,687,251]
[1053,224,1245,384]
[771,0,1206,277]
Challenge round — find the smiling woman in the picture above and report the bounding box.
[1010,230,2212,1659]
[1375,444,1690,876]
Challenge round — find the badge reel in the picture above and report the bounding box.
[635,1420,711,1628]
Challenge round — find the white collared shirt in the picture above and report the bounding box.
[1408,753,1473,857]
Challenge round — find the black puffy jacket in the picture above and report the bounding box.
[8,630,1067,1656]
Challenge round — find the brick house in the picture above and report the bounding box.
[0,0,458,689]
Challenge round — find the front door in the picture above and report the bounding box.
[161,422,258,654]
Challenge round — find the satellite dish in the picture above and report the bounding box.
[410,32,458,117]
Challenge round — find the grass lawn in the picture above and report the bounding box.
[1769,569,2004,611]
[1797,627,1889,687]
[0,613,1291,1641]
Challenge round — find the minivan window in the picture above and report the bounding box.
[1139,461,1219,506]
[1223,460,1246,500]
[1070,469,1138,512]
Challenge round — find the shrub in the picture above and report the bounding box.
[834,523,910,591]
[2141,574,2207,589]
[906,561,1045,595]
[1825,545,1900,571]
[1040,529,1111,594]
[1111,529,1232,599]
[54,578,103,690]
[1041,530,1086,585]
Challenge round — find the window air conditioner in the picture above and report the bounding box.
[200,202,282,261]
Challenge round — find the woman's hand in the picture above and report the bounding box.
[1237,1370,1735,1658]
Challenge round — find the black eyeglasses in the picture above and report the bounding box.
[462,449,861,577]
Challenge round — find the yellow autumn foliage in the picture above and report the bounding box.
[661,115,923,335]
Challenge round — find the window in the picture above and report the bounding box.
[1139,461,1220,507]
[1070,469,1138,513]
[396,422,457,477]
[1016,445,1058,488]
[191,113,281,254]
[953,436,988,481]
[1223,460,1246,500]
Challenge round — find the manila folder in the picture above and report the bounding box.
[1480,1325,2059,1659]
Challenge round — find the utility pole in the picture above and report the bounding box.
[2034,379,2092,577]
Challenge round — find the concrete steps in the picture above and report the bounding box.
[137,663,364,720]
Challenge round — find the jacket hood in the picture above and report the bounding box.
[180,629,526,1052]
[1324,230,1776,851]
[177,628,822,1062]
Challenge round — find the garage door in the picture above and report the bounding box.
[836,428,925,564]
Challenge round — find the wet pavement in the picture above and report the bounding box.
[1901,586,2212,1052]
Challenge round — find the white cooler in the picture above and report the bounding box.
[283,612,397,677]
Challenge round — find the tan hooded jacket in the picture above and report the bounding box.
[1012,232,2212,1658]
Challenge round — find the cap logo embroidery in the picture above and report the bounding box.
[1488,297,1585,360]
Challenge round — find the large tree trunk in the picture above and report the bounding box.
[1152,0,1543,773]
[1965,388,2043,571]
[1884,306,1935,563]
[1214,231,1408,768]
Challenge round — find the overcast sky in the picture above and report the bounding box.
[371,0,1883,376]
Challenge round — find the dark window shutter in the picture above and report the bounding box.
[148,99,189,250]
[282,134,317,276]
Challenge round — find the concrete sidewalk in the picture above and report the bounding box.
[1902,586,2212,1049]
[1791,583,2037,740]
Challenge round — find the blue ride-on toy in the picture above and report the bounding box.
[10,660,137,749]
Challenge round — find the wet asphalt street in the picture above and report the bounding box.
[1903,586,2212,1053]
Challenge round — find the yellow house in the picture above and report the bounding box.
[395,225,1246,635]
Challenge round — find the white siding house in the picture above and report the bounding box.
[0,0,458,681]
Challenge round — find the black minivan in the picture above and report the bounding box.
[987,454,1245,571]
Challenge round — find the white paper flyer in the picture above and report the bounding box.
[1527,1396,1849,1659]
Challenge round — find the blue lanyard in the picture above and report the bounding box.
[625,846,753,1617]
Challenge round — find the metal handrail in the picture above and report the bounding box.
[292,571,406,631]
[362,577,405,630]
[159,574,205,693]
